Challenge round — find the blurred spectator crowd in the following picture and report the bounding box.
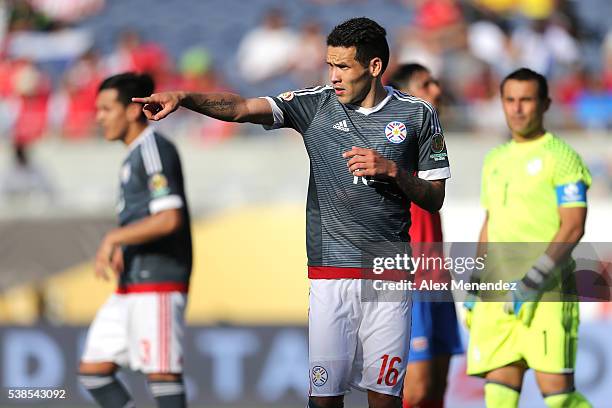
[0,0,611,149]
[0,0,237,148]
[393,0,612,132]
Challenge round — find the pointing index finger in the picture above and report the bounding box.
[131,97,150,103]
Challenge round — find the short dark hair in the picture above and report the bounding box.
[500,68,549,100]
[98,72,155,120]
[327,17,389,74]
[388,63,429,89]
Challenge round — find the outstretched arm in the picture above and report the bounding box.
[132,92,274,125]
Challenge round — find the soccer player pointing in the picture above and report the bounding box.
[135,18,450,408]
[134,20,446,215]
[466,68,592,408]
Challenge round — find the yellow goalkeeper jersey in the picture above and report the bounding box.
[481,132,591,243]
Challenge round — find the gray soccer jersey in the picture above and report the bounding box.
[116,127,192,292]
[264,86,450,277]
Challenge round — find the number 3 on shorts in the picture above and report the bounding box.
[377,354,402,386]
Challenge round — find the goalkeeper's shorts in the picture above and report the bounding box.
[466,301,579,376]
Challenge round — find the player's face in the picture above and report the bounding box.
[326,46,373,105]
[501,79,549,137]
[404,70,441,108]
[96,89,130,141]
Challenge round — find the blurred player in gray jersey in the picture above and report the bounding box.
[135,18,449,408]
[79,73,192,408]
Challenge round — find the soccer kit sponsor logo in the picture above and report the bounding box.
[332,120,350,132]
[526,157,543,175]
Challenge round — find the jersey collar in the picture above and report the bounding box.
[347,86,394,116]
[510,131,552,149]
[127,126,155,152]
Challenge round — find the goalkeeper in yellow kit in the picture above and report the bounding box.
[464,68,592,407]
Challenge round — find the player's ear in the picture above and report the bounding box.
[126,102,143,122]
[542,97,551,113]
[369,57,383,78]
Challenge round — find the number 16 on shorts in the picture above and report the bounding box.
[377,354,402,386]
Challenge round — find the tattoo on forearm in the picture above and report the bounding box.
[183,94,238,120]
[200,99,234,112]
[401,175,430,202]
[395,171,443,212]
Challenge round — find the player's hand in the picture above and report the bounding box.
[132,92,185,121]
[110,245,124,276]
[342,146,398,179]
[503,281,540,326]
[94,236,117,281]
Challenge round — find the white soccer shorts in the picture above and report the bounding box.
[81,292,186,374]
[308,279,412,397]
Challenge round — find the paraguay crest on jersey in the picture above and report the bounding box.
[385,121,407,144]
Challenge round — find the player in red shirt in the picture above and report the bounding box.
[389,64,463,408]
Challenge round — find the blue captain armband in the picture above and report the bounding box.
[556,181,587,206]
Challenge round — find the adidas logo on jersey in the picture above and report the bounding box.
[333,120,350,132]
